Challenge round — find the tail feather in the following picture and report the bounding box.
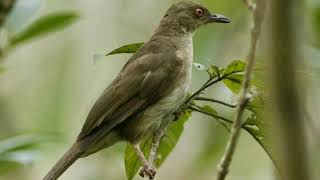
[43,143,83,180]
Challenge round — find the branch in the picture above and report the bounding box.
[185,77,222,104]
[215,1,266,180]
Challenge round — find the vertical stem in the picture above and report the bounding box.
[269,0,311,179]
[215,1,266,180]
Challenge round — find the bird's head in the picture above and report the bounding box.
[155,1,230,36]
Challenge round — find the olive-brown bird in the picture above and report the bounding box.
[43,1,230,179]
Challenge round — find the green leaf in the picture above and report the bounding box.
[155,110,191,167]
[106,42,144,56]
[207,64,224,78]
[246,94,265,114]
[223,60,246,76]
[244,113,261,127]
[221,60,246,94]
[223,74,243,94]
[124,138,152,180]
[124,110,192,180]
[241,95,280,170]
[243,115,278,170]
[10,12,80,46]
[199,105,218,115]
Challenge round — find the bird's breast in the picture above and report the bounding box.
[120,35,194,142]
[174,35,193,92]
[142,35,194,128]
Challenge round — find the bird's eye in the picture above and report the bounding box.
[196,8,203,17]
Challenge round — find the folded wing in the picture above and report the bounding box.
[77,52,182,140]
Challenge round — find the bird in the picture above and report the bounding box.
[43,1,230,180]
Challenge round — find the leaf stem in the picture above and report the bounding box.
[185,72,239,105]
[188,106,233,124]
[194,97,236,108]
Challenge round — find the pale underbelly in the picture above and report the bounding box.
[141,81,189,130]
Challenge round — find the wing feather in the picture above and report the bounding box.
[77,52,181,140]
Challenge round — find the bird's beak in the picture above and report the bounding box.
[209,13,231,23]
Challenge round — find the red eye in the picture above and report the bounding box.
[196,8,203,17]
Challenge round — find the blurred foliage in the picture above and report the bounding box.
[311,6,320,47]
[0,66,4,74]
[10,11,79,46]
[0,134,43,175]
[4,0,42,33]
[0,0,16,27]
[0,0,80,177]
[0,2,79,67]
[223,74,243,94]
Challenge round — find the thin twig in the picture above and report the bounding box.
[186,77,221,104]
[215,1,266,180]
[194,97,236,108]
[189,106,232,133]
[185,72,240,105]
[188,106,233,124]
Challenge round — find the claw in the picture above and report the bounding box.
[173,109,184,121]
[139,164,157,179]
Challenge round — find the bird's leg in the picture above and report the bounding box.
[148,114,174,168]
[132,143,156,179]
[148,127,167,165]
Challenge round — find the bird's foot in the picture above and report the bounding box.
[139,164,156,179]
[173,109,184,121]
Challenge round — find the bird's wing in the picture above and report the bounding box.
[77,52,182,140]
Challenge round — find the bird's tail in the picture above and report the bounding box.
[43,143,83,180]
